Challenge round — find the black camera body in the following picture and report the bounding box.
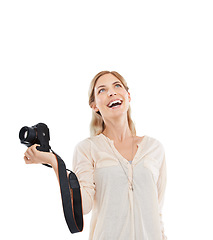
[19,123,51,152]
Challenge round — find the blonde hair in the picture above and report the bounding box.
[88,70,136,137]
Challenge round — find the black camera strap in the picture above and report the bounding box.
[49,149,84,234]
[19,123,83,233]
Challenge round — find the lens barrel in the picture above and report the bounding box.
[19,126,37,146]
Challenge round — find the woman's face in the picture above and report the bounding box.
[92,73,131,119]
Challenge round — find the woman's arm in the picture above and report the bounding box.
[24,144,69,183]
[157,151,168,240]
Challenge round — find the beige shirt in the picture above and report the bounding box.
[72,133,167,240]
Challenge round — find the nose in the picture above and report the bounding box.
[108,92,116,97]
[107,88,117,96]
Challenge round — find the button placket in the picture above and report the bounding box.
[102,133,136,191]
[128,163,133,190]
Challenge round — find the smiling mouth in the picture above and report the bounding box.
[107,101,123,109]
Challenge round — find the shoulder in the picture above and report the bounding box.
[74,134,101,150]
[142,135,166,178]
[142,135,166,164]
[143,135,165,150]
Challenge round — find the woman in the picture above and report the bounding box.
[24,70,168,240]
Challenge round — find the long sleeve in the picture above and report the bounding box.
[157,151,168,240]
[72,139,95,215]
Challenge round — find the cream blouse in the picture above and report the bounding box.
[72,133,167,240]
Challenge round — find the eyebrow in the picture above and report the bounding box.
[97,81,121,89]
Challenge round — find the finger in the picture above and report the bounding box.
[31,144,40,154]
[24,156,31,164]
[24,151,31,159]
[25,147,34,157]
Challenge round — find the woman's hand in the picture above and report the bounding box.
[24,144,55,166]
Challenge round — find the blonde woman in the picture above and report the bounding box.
[24,71,168,240]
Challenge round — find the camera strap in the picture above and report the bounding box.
[19,122,83,234]
[49,149,84,234]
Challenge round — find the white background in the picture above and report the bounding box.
[0,0,212,239]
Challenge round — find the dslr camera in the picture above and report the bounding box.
[19,123,51,152]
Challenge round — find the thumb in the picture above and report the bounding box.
[31,144,40,153]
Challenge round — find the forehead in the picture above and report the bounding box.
[95,73,121,88]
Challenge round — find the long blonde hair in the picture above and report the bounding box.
[88,70,136,137]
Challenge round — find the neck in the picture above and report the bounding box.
[102,116,133,143]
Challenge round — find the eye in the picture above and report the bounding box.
[98,88,105,94]
[98,84,122,94]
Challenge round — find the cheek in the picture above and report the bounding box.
[120,89,129,99]
[96,96,105,107]
[120,87,127,94]
[124,93,131,105]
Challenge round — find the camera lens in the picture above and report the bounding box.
[19,126,37,145]
[24,131,28,139]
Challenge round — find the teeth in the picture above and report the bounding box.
[108,100,122,107]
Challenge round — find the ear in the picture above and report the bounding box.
[128,92,131,102]
[91,103,99,113]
